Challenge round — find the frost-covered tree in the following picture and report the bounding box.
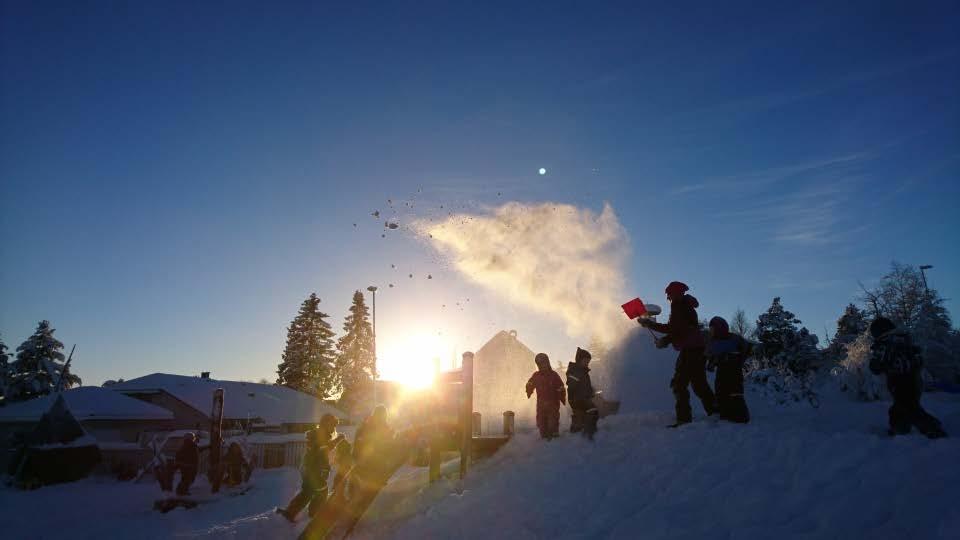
[824,304,869,365]
[754,298,821,373]
[277,293,338,398]
[730,308,752,338]
[335,291,376,413]
[831,331,886,401]
[7,321,81,402]
[860,262,958,382]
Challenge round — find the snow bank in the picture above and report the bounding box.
[354,391,960,540]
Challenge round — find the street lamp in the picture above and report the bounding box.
[366,285,378,407]
[919,265,933,293]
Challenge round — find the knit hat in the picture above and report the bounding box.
[575,347,592,363]
[665,281,689,297]
[870,317,896,338]
[709,316,730,338]
[534,353,550,368]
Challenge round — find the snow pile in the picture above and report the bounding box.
[418,202,632,345]
[354,390,960,540]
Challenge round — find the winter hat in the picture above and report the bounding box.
[665,281,689,297]
[575,347,592,363]
[709,316,730,338]
[534,352,550,368]
[870,317,896,338]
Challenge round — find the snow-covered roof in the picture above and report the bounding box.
[0,386,174,422]
[110,373,345,426]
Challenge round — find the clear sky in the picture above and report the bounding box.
[2,1,958,387]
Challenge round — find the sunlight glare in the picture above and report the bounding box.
[378,332,450,389]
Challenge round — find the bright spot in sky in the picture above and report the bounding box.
[378,332,451,389]
[538,167,547,175]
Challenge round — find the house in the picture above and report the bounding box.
[0,386,174,473]
[109,373,345,433]
[472,330,538,434]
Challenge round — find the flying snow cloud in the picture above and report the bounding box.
[417,202,632,345]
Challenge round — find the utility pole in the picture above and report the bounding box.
[919,265,933,294]
[367,285,378,408]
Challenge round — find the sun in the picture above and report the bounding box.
[377,332,450,390]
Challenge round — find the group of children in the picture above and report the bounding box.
[527,280,947,439]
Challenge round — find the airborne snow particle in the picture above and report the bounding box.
[538,168,547,175]
[427,274,432,279]
[408,274,413,278]
[353,223,357,227]
[389,283,394,288]
[381,234,385,238]
[372,210,380,218]
[386,222,399,230]
[391,264,396,269]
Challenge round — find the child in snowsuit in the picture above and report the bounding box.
[869,317,947,438]
[640,281,715,427]
[706,317,751,423]
[223,442,252,486]
[277,415,338,522]
[566,347,598,440]
[526,353,567,439]
[173,432,200,496]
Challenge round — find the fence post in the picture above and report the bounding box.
[502,411,515,436]
[460,352,474,480]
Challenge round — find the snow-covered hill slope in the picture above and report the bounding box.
[3,330,958,540]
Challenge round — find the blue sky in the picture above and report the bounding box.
[2,1,958,386]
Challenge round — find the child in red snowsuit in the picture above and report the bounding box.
[526,353,566,439]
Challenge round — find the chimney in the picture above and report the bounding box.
[200,372,210,379]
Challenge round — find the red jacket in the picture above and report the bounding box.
[526,369,566,407]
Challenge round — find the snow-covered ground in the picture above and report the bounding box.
[3,334,959,539]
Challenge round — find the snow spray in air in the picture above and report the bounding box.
[417,201,632,345]
[418,201,679,415]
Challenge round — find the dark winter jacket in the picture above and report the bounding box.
[566,362,595,406]
[526,368,566,408]
[301,446,331,492]
[870,330,924,402]
[175,438,200,470]
[647,294,706,350]
[353,416,393,464]
[706,334,753,371]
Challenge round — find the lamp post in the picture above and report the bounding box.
[919,265,933,293]
[367,285,378,408]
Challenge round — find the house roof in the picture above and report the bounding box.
[476,330,536,363]
[110,373,345,426]
[0,386,174,423]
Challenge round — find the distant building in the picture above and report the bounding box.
[473,330,538,434]
[110,372,346,433]
[0,386,174,472]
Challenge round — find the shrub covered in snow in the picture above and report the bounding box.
[830,331,887,401]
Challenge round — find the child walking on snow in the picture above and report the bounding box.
[526,353,566,439]
[566,347,599,440]
[869,317,947,438]
[706,317,751,423]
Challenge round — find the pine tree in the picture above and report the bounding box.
[754,298,820,373]
[7,321,81,402]
[335,291,376,414]
[277,293,338,398]
[825,304,869,364]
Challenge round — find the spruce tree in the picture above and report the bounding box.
[277,293,338,398]
[8,321,81,402]
[825,304,868,364]
[755,298,820,373]
[335,291,376,414]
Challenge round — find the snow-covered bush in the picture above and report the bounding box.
[830,331,886,401]
[745,357,820,407]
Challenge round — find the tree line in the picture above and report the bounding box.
[730,262,959,398]
[275,291,376,414]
